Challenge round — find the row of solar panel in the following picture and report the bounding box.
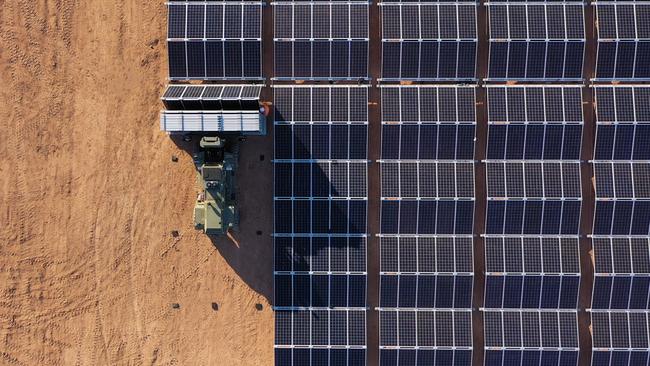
[381,162,474,199]
[380,275,473,309]
[275,200,366,235]
[381,87,476,123]
[380,236,474,274]
[594,162,650,199]
[168,40,261,79]
[274,3,368,39]
[381,125,475,161]
[487,87,583,123]
[486,200,581,235]
[382,4,477,41]
[276,349,365,366]
[592,351,650,366]
[380,349,472,366]
[486,162,582,199]
[593,276,650,309]
[275,274,366,308]
[380,310,473,348]
[275,125,367,161]
[381,200,474,235]
[487,124,583,161]
[275,162,367,199]
[274,87,368,123]
[167,3,260,39]
[166,3,650,81]
[485,275,579,309]
[593,237,650,274]
[273,87,368,365]
[275,310,366,347]
[485,351,578,366]
[591,311,650,349]
[593,201,650,236]
[484,310,579,348]
[275,236,366,273]
[485,237,580,274]
[595,124,650,160]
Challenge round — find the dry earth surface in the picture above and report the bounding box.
[0,1,274,365]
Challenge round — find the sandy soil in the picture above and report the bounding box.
[0,1,274,365]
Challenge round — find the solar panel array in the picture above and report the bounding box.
[273,86,368,366]
[591,86,650,366]
[273,2,369,80]
[487,3,585,81]
[484,86,583,366]
[380,3,477,81]
[167,2,262,80]
[379,86,476,366]
[594,3,650,80]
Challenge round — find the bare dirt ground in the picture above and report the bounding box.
[0,1,274,365]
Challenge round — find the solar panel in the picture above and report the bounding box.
[379,86,475,366]
[273,86,368,365]
[485,86,583,236]
[167,2,262,79]
[483,310,579,366]
[593,86,650,236]
[594,3,650,80]
[380,3,477,80]
[273,3,369,80]
[487,3,585,80]
[379,309,473,366]
[590,85,650,365]
[483,85,581,365]
[161,84,262,110]
[591,310,650,366]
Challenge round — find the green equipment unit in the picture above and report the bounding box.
[193,136,239,235]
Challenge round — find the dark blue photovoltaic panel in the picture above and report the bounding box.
[380,275,473,309]
[382,41,476,80]
[486,200,581,235]
[381,200,474,235]
[274,124,368,161]
[595,4,650,80]
[485,350,579,366]
[381,124,476,160]
[167,3,262,79]
[273,87,368,363]
[594,124,650,160]
[275,199,367,234]
[484,275,579,309]
[591,351,650,366]
[276,348,366,366]
[274,3,369,80]
[275,274,366,308]
[593,201,650,236]
[274,237,366,273]
[381,3,477,81]
[275,310,366,347]
[487,124,583,160]
[488,41,584,80]
[380,349,472,366]
[592,276,650,310]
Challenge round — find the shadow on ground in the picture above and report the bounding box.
[171,132,274,303]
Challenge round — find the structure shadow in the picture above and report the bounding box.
[170,131,274,304]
